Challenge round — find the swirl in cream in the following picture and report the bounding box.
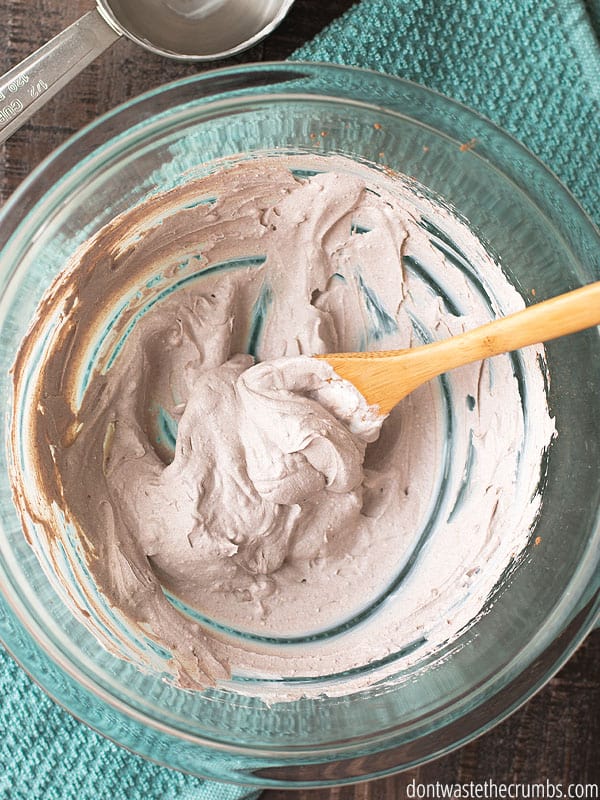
[10,155,555,695]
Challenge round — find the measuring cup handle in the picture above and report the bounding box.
[0,10,120,145]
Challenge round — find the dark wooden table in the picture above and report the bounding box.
[1,2,598,796]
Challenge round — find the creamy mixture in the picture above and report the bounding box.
[10,156,555,696]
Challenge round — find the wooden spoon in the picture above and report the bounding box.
[316,281,600,415]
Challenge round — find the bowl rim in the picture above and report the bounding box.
[1,60,598,245]
[0,61,599,786]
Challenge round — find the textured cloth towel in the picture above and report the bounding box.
[0,647,260,800]
[1,1,599,798]
[295,0,600,226]
[0,658,260,800]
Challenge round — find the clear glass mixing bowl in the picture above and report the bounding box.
[0,63,598,788]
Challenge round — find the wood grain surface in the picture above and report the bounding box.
[1,2,598,796]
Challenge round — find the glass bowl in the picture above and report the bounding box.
[0,63,598,788]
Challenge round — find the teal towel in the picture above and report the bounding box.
[1,1,599,798]
[0,657,259,800]
[294,0,600,227]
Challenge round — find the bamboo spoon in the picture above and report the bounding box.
[317,281,600,415]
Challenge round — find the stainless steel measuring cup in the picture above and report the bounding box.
[0,0,295,144]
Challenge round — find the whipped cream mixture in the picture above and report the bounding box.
[10,156,555,696]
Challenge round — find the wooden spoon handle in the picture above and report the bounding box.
[420,280,600,372]
[321,281,600,414]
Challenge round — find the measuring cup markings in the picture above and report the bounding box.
[0,75,49,129]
